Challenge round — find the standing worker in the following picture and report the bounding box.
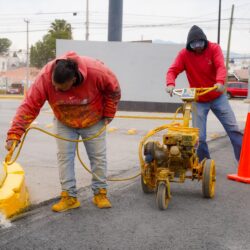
[5,51,121,212]
[166,25,242,163]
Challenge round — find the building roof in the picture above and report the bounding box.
[234,69,249,81]
[0,67,39,82]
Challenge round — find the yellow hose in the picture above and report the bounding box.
[5,125,142,182]
[4,87,215,183]
[5,103,191,182]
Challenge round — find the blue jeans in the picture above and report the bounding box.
[54,119,107,197]
[192,94,243,162]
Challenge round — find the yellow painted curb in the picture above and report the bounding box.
[0,162,29,218]
[107,127,118,132]
[45,123,54,128]
[115,115,184,120]
[0,95,24,100]
[209,133,219,139]
[127,129,137,135]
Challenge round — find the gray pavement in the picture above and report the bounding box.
[0,136,250,250]
[0,98,249,206]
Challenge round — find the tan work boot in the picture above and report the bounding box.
[92,189,112,209]
[51,191,80,212]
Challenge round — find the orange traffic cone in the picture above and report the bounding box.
[228,113,250,184]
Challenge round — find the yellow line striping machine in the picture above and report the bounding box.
[0,142,29,218]
[139,87,217,210]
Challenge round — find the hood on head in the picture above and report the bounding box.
[54,51,87,82]
[186,25,208,51]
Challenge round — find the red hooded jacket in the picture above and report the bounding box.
[166,26,227,102]
[7,51,121,141]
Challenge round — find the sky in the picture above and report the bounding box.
[0,0,250,55]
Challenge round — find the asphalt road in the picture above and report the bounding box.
[0,136,249,250]
[0,99,248,204]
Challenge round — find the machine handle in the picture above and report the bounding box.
[196,86,217,96]
[173,86,217,101]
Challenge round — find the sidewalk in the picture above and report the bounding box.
[0,99,249,206]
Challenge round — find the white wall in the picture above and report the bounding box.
[56,40,188,104]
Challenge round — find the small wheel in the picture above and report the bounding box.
[226,92,232,99]
[156,181,170,210]
[202,159,216,198]
[141,175,154,194]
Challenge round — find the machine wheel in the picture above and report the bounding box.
[202,159,216,198]
[141,175,154,194]
[156,181,170,210]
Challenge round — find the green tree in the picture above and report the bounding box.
[0,38,12,55]
[30,19,72,68]
[30,42,48,68]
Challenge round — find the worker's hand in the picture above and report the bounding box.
[104,117,113,125]
[5,140,19,151]
[166,85,175,97]
[214,83,225,93]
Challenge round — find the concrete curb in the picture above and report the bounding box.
[0,162,29,218]
[0,95,24,100]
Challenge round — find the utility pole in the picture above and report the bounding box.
[217,0,222,44]
[24,19,30,95]
[85,0,89,40]
[225,4,234,84]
